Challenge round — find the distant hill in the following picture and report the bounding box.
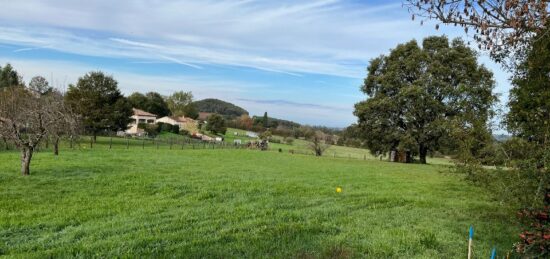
[193,99,249,118]
[252,115,301,129]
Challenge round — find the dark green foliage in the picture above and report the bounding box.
[354,36,497,164]
[263,112,269,128]
[143,124,159,137]
[182,103,199,119]
[206,114,227,135]
[506,28,550,145]
[0,63,23,88]
[65,71,132,138]
[128,92,170,117]
[193,98,248,118]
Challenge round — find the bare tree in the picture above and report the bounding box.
[45,90,80,156]
[0,87,78,175]
[308,131,330,156]
[404,0,549,65]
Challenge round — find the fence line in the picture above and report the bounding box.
[0,135,376,162]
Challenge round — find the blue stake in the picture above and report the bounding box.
[490,247,496,259]
[468,226,474,259]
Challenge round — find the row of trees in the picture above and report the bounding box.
[0,65,79,175]
[128,91,198,119]
[1,68,201,176]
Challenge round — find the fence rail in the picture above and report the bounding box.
[0,135,376,162]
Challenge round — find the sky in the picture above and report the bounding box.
[0,0,511,129]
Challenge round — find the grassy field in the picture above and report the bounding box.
[223,128,452,165]
[0,142,517,258]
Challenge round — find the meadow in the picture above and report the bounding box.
[0,140,518,258]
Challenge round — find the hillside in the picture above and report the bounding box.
[193,99,248,118]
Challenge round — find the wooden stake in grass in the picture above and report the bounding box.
[468,226,474,259]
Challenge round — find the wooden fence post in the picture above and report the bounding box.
[90,136,93,149]
[110,136,113,149]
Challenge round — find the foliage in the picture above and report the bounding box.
[166,91,198,118]
[28,76,53,95]
[128,92,170,117]
[259,129,272,140]
[405,0,549,67]
[354,36,497,164]
[138,123,159,137]
[308,131,330,156]
[193,98,248,118]
[206,114,227,135]
[263,112,269,128]
[0,63,24,89]
[506,28,550,145]
[65,71,133,138]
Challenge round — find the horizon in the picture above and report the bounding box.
[0,0,511,129]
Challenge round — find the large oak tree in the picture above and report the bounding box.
[65,71,132,140]
[354,36,496,164]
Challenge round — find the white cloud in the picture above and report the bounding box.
[0,0,435,78]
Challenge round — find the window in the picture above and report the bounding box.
[147,119,155,124]
[139,119,146,123]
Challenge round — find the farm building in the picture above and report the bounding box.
[125,108,157,135]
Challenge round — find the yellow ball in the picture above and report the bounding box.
[336,187,342,193]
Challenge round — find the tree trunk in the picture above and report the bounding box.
[2,137,8,150]
[53,137,60,156]
[21,147,33,176]
[419,145,427,164]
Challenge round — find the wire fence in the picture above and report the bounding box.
[0,135,377,162]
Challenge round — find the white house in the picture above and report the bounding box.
[125,108,157,135]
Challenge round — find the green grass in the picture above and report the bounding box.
[224,128,452,165]
[0,144,517,258]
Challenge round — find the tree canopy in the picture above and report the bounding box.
[65,71,132,138]
[0,63,24,89]
[206,113,227,135]
[166,91,198,119]
[506,27,550,146]
[128,92,170,117]
[28,76,53,95]
[354,36,497,164]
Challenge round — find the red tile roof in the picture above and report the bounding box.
[132,108,157,117]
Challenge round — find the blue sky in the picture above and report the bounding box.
[0,0,510,128]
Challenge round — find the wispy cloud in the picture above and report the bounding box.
[0,0,424,78]
[237,98,349,112]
